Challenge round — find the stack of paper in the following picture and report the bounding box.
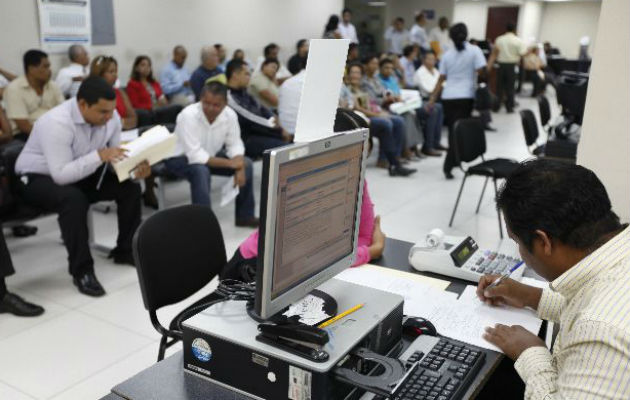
[113,125,177,182]
[283,294,330,326]
[389,89,422,115]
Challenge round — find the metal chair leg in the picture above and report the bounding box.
[156,176,167,210]
[492,178,504,239]
[157,334,168,362]
[449,174,468,227]
[476,177,489,214]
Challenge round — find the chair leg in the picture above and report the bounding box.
[156,176,167,210]
[157,334,168,362]
[476,177,489,214]
[492,178,504,239]
[449,174,468,227]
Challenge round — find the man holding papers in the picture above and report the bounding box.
[15,77,151,297]
[477,159,630,400]
[165,82,258,228]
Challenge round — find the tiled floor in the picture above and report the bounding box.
[0,91,553,399]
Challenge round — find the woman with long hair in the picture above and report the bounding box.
[427,23,487,179]
[323,15,342,39]
[89,55,137,130]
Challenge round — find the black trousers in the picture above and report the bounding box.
[21,170,142,276]
[0,225,14,297]
[442,98,474,175]
[497,63,517,111]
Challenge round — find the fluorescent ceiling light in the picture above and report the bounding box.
[367,1,387,6]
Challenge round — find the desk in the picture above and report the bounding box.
[107,238,509,400]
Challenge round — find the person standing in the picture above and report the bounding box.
[428,23,486,179]
[160,45,194,106]
[56,44,90,98]
[287,39,309,75]
[429,17,454,56]
[384,18,410,56]
[409,12,430,52]
[338,8,359,44]
[486,22,526,113]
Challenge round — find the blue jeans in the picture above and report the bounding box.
[416,103,444,151]
[164,155,255,219]
[370,116,404,165]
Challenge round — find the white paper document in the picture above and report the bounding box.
[120,128,139,143]
[293,39,350,143]
[283,294,330,326]
[220,179,239,207]
[113,125,176,182]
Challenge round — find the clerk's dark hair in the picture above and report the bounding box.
[23,49,48,73]
[496,159,622,252]
[449,23,468,51]
[77,76,116,106]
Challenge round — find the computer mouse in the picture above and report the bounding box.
[403,316,437,337]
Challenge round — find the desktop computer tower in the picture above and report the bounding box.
[182,279,403,400]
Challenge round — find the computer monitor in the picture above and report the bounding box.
[254,129,369,320]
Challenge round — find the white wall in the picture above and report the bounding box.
[577,0,629,222]
[517,1,543,44]
[0,0,344,84]
[539,1,600,57]
[385,0,455,32]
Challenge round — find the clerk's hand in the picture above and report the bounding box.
[98,147,127,163]
[234,168,246,188]
[132,160,151,180]
[477,275,542,309]
[483,324,546,361]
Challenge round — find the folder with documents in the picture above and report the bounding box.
[113,125,177,182]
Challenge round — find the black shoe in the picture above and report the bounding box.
[108,248,135,266]
[73,272,106,297]
[143,191,159,210]
[389,165,417,177]
[485,126,497,132]
[421,149,442,157]
[235,217,260,228]
[445,171,454,180]
[12,225,38,238]
[0,292,45,317]
[435,144,449,151]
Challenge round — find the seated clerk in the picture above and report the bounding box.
[378,58,446,157]
[4,49,64,140]
[190,46,224,101]
[346,62,415,177]
[220,180,386,281]
[126,55,181,126]
[287,39,309,75]
[14,77,151,297]
[0,225,44,317]
[225,59,291,159]
[89,55,137,130]
[477,159,630,400]
[248,58,280,110]
[164,82,259,228]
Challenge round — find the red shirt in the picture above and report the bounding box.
[126,79,163,110]
[115,88,128,118]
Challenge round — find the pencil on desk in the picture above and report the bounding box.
[318,303,364,329]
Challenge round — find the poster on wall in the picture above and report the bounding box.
[37,0,91,53]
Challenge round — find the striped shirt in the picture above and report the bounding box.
[514,225,630,399]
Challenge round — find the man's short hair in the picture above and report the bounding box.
[402,45,415,57]
[395,17,405,24]
[263,43,278,57]
[261,58,279,69]
[342,7,352,16]
[213,43,223,50]
[379,58,394,68]
[506,22,516,32]
[68,45,84,62]
[346,61,364,75]
[496,159,622,251]
[225,59,247,80]
[416,12,425,22]
[361,54,378,65]
[296,39,307,51]
[77,76,116,106]
[200,81,228,100]
[23,49,48,73]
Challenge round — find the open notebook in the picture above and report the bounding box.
[113,125,177,182]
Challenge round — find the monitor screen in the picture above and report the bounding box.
[271,142,364,299]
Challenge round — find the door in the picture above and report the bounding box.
[485,6,519,42]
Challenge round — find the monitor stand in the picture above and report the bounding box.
[247,289,338,325]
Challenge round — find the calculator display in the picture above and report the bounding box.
[450,237,478,267]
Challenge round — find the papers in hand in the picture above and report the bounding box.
[113,125,176,182]
[220,179,239,207]
[389,90,423,115]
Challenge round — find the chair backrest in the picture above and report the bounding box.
[537,95,551,126]
[452,118,486,165]
[133,205,227,312]
[519,109,540,147]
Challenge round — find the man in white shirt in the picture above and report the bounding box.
[56,45,90,98]
[278,68,305,135]
[338,8,359,44]
[429,17,453,56]
[164,81,258,228]
[409,12,430,52]
[414,52,440,98]
[384,18,409,55]
[486,22,526,112]
[254,43,291,83]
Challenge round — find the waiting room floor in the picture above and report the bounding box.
[0,92,553,399]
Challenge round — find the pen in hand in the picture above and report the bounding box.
[485,261,525,290]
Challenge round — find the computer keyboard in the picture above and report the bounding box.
[387,335,486,400]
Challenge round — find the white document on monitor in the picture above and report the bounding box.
[293,39,350,143]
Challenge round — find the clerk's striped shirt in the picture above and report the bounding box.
[514,225,630,399]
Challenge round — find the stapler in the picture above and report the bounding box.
[257,323,330,362]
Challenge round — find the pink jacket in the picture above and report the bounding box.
[239,181,375,267]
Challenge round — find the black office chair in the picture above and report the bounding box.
[519,110,545,156]
[537,95,553,135]
[447,119,519,239]
[133,205,227,361]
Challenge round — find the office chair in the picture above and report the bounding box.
[519,110,545,156]
[448,119,519,239]
[133,205,227,361]
[537,95,553,135]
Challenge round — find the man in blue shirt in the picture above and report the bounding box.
[160,45,194,106]
[190,46,224,100]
